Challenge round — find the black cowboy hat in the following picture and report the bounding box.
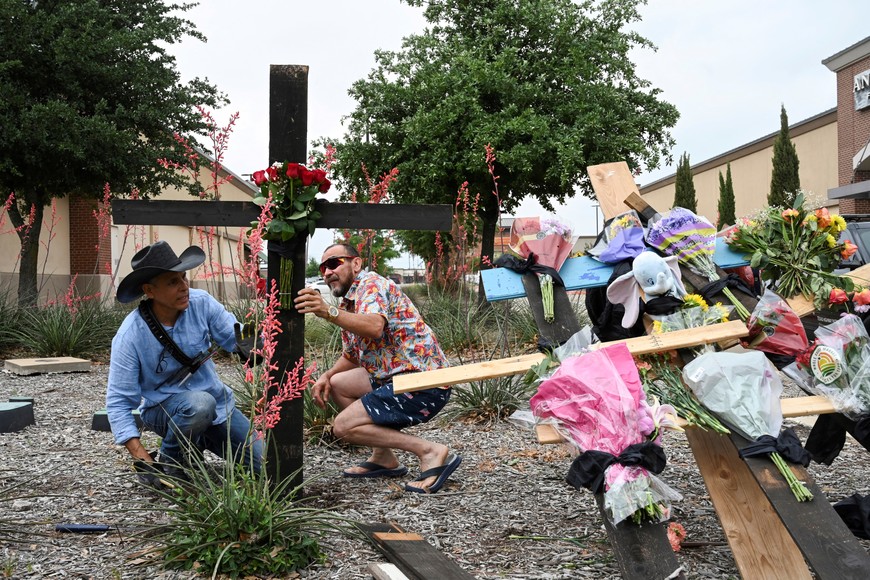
[116,241,205,303]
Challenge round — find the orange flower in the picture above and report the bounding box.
[815,207,832,229]
[667,522,686,552]
[853,288,870,313]
[841,239,858,260]
[781,208,799,222]
[829,287,849,305]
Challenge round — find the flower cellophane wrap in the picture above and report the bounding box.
[788,314,870,419]
[682,351,784,441]
[745,290,808,357]
[646,207,718,281]
[530,343,681,524]
[597,210,646,264]
[508,217,575,274]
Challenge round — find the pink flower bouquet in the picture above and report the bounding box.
[530,343,682,524]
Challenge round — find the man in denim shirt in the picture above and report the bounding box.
[106,241,262,484]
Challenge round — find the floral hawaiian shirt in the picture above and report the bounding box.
[340,270,448,381]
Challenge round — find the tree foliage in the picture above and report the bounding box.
[0,0,225,305]
[717,162,736,229]
[673,152,696,212]
[319,0,679,266]
[768,104,800,207]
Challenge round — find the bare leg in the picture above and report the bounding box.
[333,401,450,489]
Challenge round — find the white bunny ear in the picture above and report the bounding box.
[663,256,687,298]
[606,270,642,328]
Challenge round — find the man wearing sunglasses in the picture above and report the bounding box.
[295,243,461,493]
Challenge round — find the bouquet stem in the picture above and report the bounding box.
[279,257,293,309]
[722,287,751,320]
[539,273,555,323]
[769,451,813,501]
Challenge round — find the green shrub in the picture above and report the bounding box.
[139,447,356,578]
[0,288,17,352]
[440,375,535,424]
[11,299,121,357]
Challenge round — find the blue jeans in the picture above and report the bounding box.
[140,391,263,473]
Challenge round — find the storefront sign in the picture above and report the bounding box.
[856,68,870,110]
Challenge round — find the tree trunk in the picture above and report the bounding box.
[476,192,499,307]
[8,196,44,307]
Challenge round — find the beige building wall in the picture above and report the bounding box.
[640,110,839,225]
[1,160,259,305]
[0,196,72,302]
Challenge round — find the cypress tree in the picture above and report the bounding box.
[673,152,697,212]
[768,104,801,207]
[717,163,736,229]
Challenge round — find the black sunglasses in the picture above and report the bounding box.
[318,255,354,275]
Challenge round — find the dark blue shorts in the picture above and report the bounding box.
[360,375,451,429]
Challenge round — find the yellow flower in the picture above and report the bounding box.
[826,234,837,248]
[708,302,731,323]
[652,320,663,334]
[683,294,709,311]
[832,215,846,232]
[802,214,817,227]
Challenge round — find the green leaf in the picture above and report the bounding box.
[286,210,308,221]
[750,251,763,269]
[252,196,268,207]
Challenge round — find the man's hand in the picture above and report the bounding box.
[310,374,332,409]
[234,322,262,364]
[294,288,329,318]
[132,458,166,490]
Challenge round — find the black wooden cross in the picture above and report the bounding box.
[111,65,452,487]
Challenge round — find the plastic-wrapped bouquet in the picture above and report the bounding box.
[649,293,731,336]
[789,314,870,419]
[647,207,750,319]
[596,210,646,264]
[509,217,576,322]
[744,289,808,357]
[530,343,682,524]
[683,351,813,501]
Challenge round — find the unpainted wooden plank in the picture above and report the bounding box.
[731,433,870,579]
[393,321,748,394]
[785,262,870,317]
[685,428,813,580]
[587,161,640,220]
[368,563,410,580]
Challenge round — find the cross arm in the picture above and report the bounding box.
[110,199,453,231]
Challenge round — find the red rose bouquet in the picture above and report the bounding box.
[744,289,808,357]
[251,161,331,242]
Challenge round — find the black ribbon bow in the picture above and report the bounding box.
[738,427,811,466]
[565,441,667,495]
[493,252,564,287]
[698,273,756,304]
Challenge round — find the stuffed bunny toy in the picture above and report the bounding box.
[606,251,686,328]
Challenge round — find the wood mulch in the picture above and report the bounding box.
[1,359,868,579]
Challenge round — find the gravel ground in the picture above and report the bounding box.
[1,358,869,579]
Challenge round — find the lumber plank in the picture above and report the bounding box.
[368,563,410,580]
[731,433,870,579]
[361,523,473,580]
[593,494,686,580]
[587,161,640,220]
[685,428,813,580]
[393,320,748,393]
[785,261,870,318]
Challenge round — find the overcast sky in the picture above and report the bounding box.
[168,0,868,265]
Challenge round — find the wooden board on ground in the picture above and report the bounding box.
[361,523,474,580]
[730,433,870,579]
[685,428,813,580]
[393,320,748,393]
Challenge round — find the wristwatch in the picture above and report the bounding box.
[327,305,340,322]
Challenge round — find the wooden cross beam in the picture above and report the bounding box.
[111,65,452,488]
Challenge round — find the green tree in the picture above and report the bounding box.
[0,0,225,305]
[717,162,736,229]
[768,104,800,207]
[673,152,697,212]
[321,0,678,266]
[305,257,321,279]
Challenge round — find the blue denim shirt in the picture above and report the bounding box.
[106,289,238,445]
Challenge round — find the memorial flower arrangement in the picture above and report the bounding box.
[646,207,750,319]
[683,351,813,501]
[508,216,576,322]
[530,343,682,525]
[251,161,331,242]
[792,314,870,419]
[597,210,646,264]
[744,289,808,357]
[251,161,332,307]
[649,293,731,336]
[724,191,856,308]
